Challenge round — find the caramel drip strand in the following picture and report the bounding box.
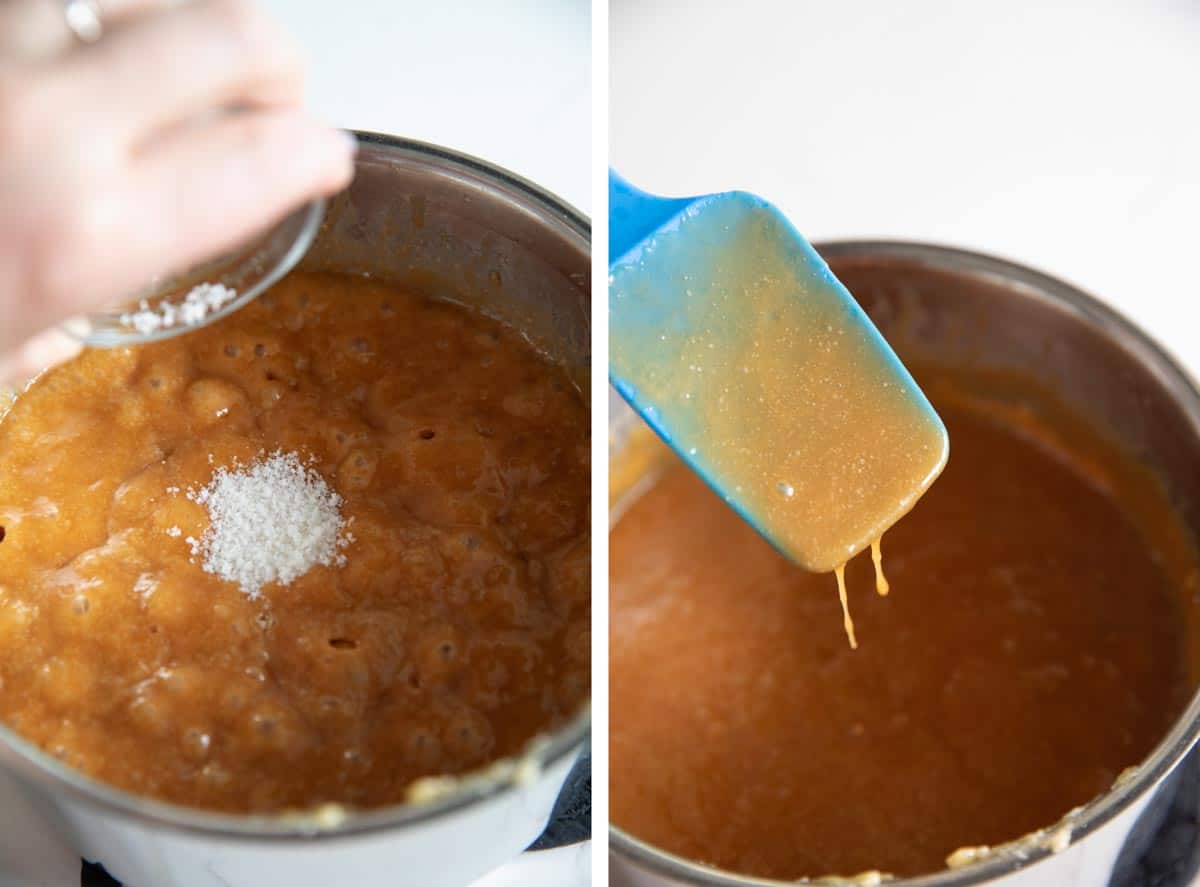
[871,536,890,596]
[834,563,857,649]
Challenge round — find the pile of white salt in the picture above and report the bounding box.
[185,451,349,598]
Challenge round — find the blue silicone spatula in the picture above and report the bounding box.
[609,170,949,579]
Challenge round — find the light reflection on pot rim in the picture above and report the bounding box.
[0,131,592,844]
[608,241,1200,887]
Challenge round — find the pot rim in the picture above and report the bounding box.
[609,239,1200,886]
[0,131,591,843]
[352,131,591,250]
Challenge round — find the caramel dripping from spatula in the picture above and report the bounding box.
[833,536,891,649]
[871,535,889,596]
[834,563,857,649]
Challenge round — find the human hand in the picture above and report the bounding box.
[0,0,355,358]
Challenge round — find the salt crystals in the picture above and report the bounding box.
[119,283,238,336]
[185,451,349,598]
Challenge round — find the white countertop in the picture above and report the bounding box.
[265,0,592,216]
[611,0,1200,372]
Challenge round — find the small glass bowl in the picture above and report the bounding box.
[62,198,325,348]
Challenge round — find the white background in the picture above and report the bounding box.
[611,0,1200,373]
[265,0,592,215]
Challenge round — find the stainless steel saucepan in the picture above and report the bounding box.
[610,242,1200,887]
[0,133,591,887]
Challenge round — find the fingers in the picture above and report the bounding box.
[7,111,353,338]
[122,110,355,290]
[0,0,345,353]
[55,0,305,143]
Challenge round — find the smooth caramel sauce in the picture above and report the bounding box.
[0,271,590,813]
[610,371,1193,879]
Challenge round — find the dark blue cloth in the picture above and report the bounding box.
[1109,741,1200,887]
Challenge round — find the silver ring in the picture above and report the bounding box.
[62,0,103,44]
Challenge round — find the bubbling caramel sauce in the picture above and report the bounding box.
[610,369,1194,879]
[0,271,590,813]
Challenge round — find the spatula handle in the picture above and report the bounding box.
[609,169,694,267]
